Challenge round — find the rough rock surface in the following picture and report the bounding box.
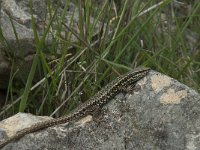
[0,0,80,55]
[0,70,200,150]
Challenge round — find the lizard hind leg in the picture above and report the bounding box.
[119,83,136,94]
[120,83,142,94]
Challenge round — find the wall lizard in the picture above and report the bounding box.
[0,67,150,148]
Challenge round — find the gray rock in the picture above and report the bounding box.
[0,0,80,55]
[0,70,200,150]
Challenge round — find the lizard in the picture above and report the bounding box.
[0,67,150,149]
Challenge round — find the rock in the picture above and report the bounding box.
[0,70,200,149]
[0,113,51,138]
[0,0,80,55]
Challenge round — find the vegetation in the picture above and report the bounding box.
[0,0,200,118]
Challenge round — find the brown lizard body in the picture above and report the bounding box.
[0,67,150,148]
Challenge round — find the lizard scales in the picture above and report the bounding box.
[0,67,150,148]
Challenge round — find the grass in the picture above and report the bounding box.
[0,0,200,119]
